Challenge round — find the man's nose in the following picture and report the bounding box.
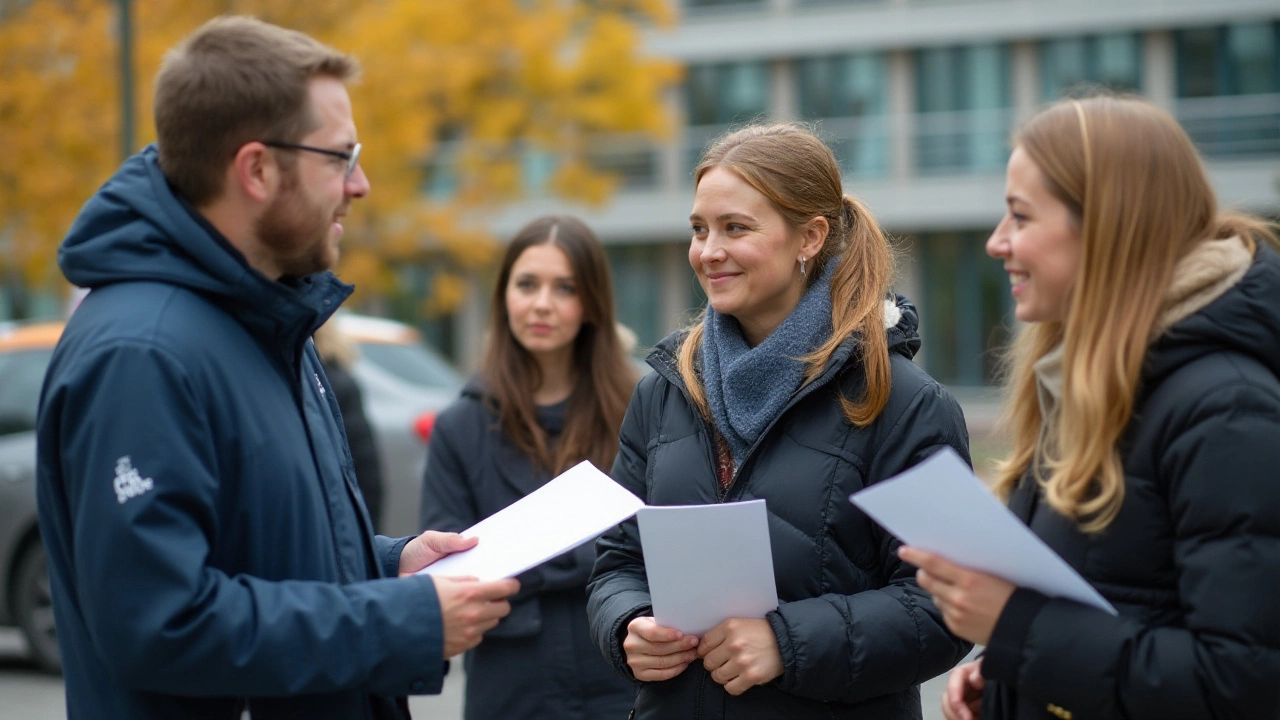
[346,164,371,198]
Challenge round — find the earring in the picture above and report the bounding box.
[799,257,807,278]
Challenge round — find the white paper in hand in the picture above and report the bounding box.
[849,448,1116,614]
[418,460,643,582]
[637,499,778,636]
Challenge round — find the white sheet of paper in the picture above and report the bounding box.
[636,499,779,636]
[849,448,1116,614]
[418,460,643,582]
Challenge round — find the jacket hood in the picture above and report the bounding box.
[650,293,922,376]
[1146,244,1280,386]
[59,144,351,341]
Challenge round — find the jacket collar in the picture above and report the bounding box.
[647,293,922,396]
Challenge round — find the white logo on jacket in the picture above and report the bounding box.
[113,456,154,504]
[314,373,326,397]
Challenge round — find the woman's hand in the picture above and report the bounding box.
[624,616,700,682]
[697,618,784,696]
[941,659,985,720]
[898,546,1015,646]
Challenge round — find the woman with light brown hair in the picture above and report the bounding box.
[900,94,1280,720]
[419,215,639,720]
[586,123,972,719]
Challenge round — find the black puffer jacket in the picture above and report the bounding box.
[980,246,1280,720]
[587,297,973,720]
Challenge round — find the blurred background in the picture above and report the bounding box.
[0,0,1278,716]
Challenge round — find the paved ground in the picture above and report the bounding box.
[0,629,466,720]
[0,629,973,719]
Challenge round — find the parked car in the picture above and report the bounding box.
[0,321,62,672]
[0,313,460,672]
[334,313,463,537]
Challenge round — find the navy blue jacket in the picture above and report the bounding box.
[36,146,445,720]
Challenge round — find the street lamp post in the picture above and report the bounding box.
[119,0,134,161]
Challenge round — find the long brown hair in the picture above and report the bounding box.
[677,123,897,427]
[993,94,1279,531]
[480,215,638,473]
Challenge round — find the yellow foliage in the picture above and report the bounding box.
[0,0,677,318]
[420,271,469,317]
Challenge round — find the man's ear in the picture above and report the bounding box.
[230,142,277,204]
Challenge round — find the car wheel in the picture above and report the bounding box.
[14,543,60,673]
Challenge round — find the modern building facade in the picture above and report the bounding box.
[466,0,1280,388]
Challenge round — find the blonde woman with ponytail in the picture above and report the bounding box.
[587,123,972,719]
[900,95,1280,720]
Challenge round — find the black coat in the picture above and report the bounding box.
[980,246,1280,720]
[419,381,636,720]
[587,298,973,720]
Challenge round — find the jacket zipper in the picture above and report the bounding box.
[287,342,350,585]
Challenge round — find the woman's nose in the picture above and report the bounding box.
[986,216,1011,259]
[700,232,727,264]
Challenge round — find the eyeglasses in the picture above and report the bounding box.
[262,141,361,179]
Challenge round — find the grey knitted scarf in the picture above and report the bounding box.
[701,261,835,466]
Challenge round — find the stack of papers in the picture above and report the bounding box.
[637,499,779,635]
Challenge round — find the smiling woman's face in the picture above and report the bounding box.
[986,146,1083,324]
[689,168,812,344]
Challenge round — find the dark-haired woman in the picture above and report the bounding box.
[586,123,973,719]
[419,215,640,720]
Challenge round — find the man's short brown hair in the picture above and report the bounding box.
[153,16,359,205]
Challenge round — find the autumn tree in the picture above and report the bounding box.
[0,0,678,319]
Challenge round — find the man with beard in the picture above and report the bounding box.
[35,16,519,720]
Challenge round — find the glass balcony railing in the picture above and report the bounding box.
[420,95,1278,203]
[416,137,662,201]
[913,107,1014,175]
[1176,93,1280,159]
[681,116,892,182]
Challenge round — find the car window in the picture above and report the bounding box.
[357,342,461,389]
[0,348,53,437]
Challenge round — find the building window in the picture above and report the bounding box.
[685,61,772,127]
[606,244,664,350]
[915,44,1013,174]
[1178,22,1280,97]
[587,143,660,191]
[520,148,558,197]
[1176,22,1280,157]
[915,231,1013,386]
[1040,33,1142,101]
[685,61,774,174]
[796,53,890,177]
